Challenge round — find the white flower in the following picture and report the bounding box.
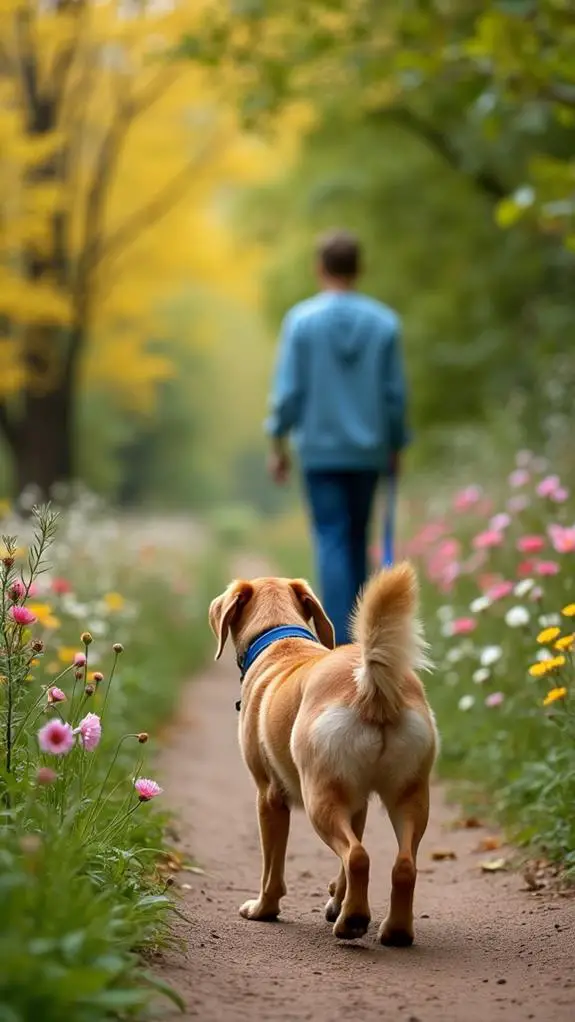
[447,646,465,664]
[538,613,561,627]
[470,596,491,613]
[437,605,454,622]
[473,668,490,684]
[514,578,534,597]
[440,622,454,637]
[480,645,503,667]
[505,605,530,628]
[536,648,553,662]
[458,694,475,711]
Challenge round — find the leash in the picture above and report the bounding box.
[381,470,397,568]
[235,625,320,711]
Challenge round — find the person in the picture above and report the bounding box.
[264,229,410,645]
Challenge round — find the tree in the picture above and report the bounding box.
[0,0,301,498]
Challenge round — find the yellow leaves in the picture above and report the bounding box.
[0,270,72,326]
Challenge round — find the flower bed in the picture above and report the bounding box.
[407,453,575,868]
[0,501,218,1020]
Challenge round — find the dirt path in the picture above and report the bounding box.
[157,653,574,1022]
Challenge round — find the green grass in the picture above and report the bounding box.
[0,504,222,1020]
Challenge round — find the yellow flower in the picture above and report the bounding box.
[27,602,53,626]
[528,655,566,678]
[104,592,125,612]
[57,646,78,664]
[537,626,560,644]
[543,686,567,707]
[562,603,575,617]
[555,633,574,652]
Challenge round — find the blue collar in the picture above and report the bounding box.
[237,625,320,681]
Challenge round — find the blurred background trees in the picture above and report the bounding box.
[1,0,574,508]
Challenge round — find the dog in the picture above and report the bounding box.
[208,561,437,945]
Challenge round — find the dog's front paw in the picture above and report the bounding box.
[325,896,341,923]
[239,898,280,922]
[333,912,370,941]
[378,918,414,947]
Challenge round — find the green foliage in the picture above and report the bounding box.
[0,502,220,1020]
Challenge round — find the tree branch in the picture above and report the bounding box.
[49,0,89,113]
[370,105,509,202]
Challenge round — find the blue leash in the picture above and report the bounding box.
[381,471,397,568]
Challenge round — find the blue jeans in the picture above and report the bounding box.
[303,469,380,645]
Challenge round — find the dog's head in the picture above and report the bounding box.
[208,577,335,660]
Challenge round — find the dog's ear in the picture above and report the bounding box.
[209,581,254,660]
[290,579,335,649]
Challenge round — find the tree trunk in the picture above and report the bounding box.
[13,383,75,502]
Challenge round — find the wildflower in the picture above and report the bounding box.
[534,560,560,577]
[487,581,514,602]
[537,475,560,498]
[450,618,477,636]
[458,695,475,711]
[529,655,566,678]
[47,686,66,704]
[104,592,125,612]
[537,626,561,645]
[530,586,543,601]
[548,524,575,553]
[538,613,561,627]
[490,512,511,532]
[454,486,482,512]
[8,579,26,602]
[562,604,575,617]
[437,605,454,622]
[75,712,102,751]
[543,687,567,707]
[485,692,504,708]
[92,671,104,683]
[551,487,569,503]
[9,605,36,626]
[473,530,503,550]
[480,645,503,667]
[81,631,93,645]
[555,634,574,652]
[509,469,530,488]
[38,719,74,755]
[84,684,95,696]
[514,578,534,597]
[73,652,87,667]
[2,556,14,569]
[137,732,149,744]
[134,777,163,802]
[517,535,545,554]
[36,766,57,786]
[447,646,464,664]
[505,606,530,628]
[536,648,553,662]
[113,642,124,654]
[507,494,530,513]
[51,577,72,595]
[473,668,490,684]
[470,595,491,613]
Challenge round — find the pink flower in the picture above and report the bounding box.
[473,530,503,550]
[517,535,545,554]
[51,577,72,595]
[8,579,26,602]
[75,712,101,751]
[490,513,511,532]
[550,487,569,504]
[47,686,66,704]
[38,719,74,756]
[451,617,477,636]
[134,777,163,802]
[537,475,560,498]
[517,559,535,577]
[36,766,58,786]
[548,524,575,554]
[508,469,530,488]
[485,692,504,708]
[454,486,482,512]
[73,652,86,667]
[507,494,530,513]
[9,605,36,626]
[534,560,560,577]
[487,580,514,601]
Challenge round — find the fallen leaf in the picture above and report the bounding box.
[476,836,502,852]
[480,857,507,872]
[431,849,457,861]
[184,864,206,875]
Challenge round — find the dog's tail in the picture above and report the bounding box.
[352,561,431,721]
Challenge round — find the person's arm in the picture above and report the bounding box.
[384,322,410,474]
[264,312,306,483]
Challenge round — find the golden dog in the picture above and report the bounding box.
[208,562,437,945]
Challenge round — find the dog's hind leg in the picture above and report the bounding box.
[325,802,368,923]
[240,785,290,921]
[378,780,429,946]
[306,785,370,940]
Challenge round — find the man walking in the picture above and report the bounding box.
[265,229,410,645]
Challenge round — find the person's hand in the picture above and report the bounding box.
[268,448,291,485]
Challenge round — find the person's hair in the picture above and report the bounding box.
[316,229,361,279]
